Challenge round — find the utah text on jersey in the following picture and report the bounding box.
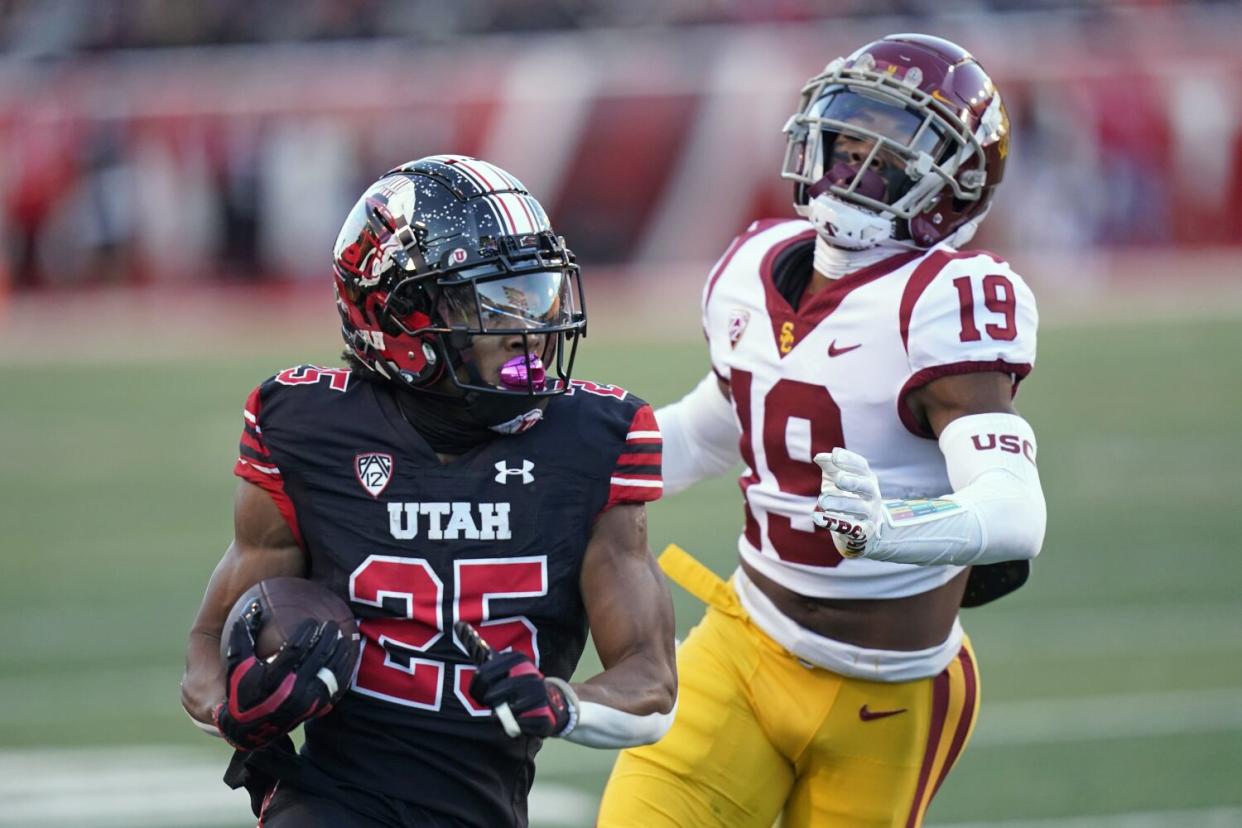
[388,502,513,541]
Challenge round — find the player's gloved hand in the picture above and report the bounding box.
[213,612,351,751]
[812,448,884,559]
[469,650,577,739]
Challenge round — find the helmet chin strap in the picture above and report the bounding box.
[803,193,984,280]
[803,192,911,280]
[944,216,981,249]
[804,192,894,251]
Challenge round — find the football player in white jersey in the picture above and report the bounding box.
[598,34,1046,828]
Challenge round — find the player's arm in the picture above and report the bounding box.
[909,370,1014,436]
[814,370,1046,566]
[467,503,677,747]
[180,479,306,731]
[656,372,740,495]
[566,502,677,745]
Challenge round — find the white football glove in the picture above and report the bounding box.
[812,448,884,559]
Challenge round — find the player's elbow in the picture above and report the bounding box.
[642,698,676,745]
[624,658,678,718]
[640,668,679,744]
[648,668,678,718]
[179,680,223,738]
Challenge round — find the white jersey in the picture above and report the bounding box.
[704,218,1038,599]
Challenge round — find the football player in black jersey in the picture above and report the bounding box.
[180,156,677,828]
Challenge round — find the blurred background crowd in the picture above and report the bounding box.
[2,0,1240,295]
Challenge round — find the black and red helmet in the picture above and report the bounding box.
[782,34,1010,248]
[332,155,586,399]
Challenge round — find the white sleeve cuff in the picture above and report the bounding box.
[560,697,677,749]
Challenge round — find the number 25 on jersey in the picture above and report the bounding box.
[349,555,547,718]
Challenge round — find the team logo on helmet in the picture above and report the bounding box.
[355,179,420,289]
[355,453,394,498]
[728,309,750,349]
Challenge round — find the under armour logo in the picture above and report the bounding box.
[494,460,534,485]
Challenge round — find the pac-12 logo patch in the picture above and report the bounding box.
[728,309,750,349]
[355,453,394,498]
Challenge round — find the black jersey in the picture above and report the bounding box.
[234,365,662,827]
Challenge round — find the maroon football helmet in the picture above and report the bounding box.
[782,34,1010,248]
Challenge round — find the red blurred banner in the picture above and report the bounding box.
[3,11,1241,289]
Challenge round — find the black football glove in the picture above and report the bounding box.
[213,608,351,751]
[468,648,576,739]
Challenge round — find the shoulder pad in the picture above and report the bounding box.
[900,249,1038,377]
[704,218,809,302]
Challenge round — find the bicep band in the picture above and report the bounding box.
[868,412,1046,567]
[655,372,740,496]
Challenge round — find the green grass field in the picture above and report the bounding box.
[1,308,1240,826]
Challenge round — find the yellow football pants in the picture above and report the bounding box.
[598,546,980,828]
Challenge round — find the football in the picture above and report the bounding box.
[221,577,360,664]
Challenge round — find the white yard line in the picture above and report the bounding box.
[972,601,1242,662]
[971,687,1242,747]
[0,687,1236,826]
[0,746,594,827]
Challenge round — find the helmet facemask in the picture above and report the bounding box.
[423,264,585,399]
[375,231,584,430]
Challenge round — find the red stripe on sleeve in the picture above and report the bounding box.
[625,403,659,434]
[232,386,304,548]
[615,452,659,466]
[233,459,304,548]
[604,404,663,511]
[243,386,262,420]
[240,429,268,456]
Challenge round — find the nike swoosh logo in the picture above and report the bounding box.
[859,705,908,721]
[828,340,861,357]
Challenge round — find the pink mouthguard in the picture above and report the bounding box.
[498,355,546,390]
